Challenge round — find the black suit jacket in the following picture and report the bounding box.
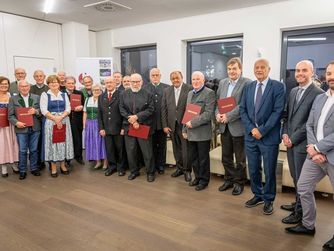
[98,90,123,135]
[161,83,192,131]
[282,83,324,151]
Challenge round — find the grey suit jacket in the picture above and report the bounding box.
[283,83,323,152]
[215,77,251,137]
[161,83,192,131]
[306,92,334,165]
[9,81,19,95]
[8,93,41,133]
[183,86,215,141]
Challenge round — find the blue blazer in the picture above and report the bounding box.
[240,78,285,145]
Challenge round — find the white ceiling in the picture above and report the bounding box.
[0,0,286,31]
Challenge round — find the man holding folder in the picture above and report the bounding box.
[216,57,251,195]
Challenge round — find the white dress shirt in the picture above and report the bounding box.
[316,90,334,142]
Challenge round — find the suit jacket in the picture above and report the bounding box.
[240,78,285,145]
[216,77,251,137]
[283,83,324,152]
[8,93,41,133]
[119,88,155,135]
[161,83,192,131]
[306,92,334,165]
[183,87,215,141]
[66,89,84,126]
[9,81,19,95]
[98,89,123,135]
[142,82,169,131]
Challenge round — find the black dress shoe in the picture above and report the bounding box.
[147,174,155,182]
[157,167,164,175]
[184,171,192,182]
[282,212,302,224]
[195,183,207,191]
[171,168,184,177]
[51,171,58,178]
[60,169,70,175]
[118,171,126,176]
[105,167,116,176]
[285,224,315,236]
[245,196,264,208]
[263,202,274,215]
[128,173,140,180]
[19,172,27,180]
[31,170,41,176]
[280,202,296,212]
[323,236,334,251]
[2,173,8,178]
[189,179,200,186]
[218,181,234,192]
[39,162,46,170]
[232,184,244,195]
[76,158,85,165]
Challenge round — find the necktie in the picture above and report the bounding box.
[295,87,304,103]
[254,83,263,114]
[108,92,112,102]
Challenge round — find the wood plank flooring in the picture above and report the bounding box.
[0,162,333,251]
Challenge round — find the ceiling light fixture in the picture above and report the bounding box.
[84,0,132,10]
[44,0,55,14]
[288,37,327,42]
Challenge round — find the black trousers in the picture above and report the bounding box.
[124,135,155,175]
[105,134,126,172]
[221,125,247,185]
[188,140,211,185]
[152,129,167,170]
[70,121,83,160]
[170,122,189,171]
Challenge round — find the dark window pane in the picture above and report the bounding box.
[121,45,157,84]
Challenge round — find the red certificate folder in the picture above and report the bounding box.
[0,108,9,127]
[128,124,150,140]
[16,107,33,127]
[181,103,201,124]
[70,94,82,110]
[53,124,66,143]
[217,97,237,114]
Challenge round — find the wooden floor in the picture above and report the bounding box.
[0,162,333,251]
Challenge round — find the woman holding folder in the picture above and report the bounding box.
[40,75,74,177]
[0,76,19,177]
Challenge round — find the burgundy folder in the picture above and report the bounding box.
[128,124,150,140]
[70,94,82,110]
[53,124,66,143]
[217,97,237,114]
[0,108,9,127]
[181,103,201,124]
[16,107,33,127]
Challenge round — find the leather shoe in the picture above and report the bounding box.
[1,173,8,178]
[118,171,126,176]
[195,183,207,191]
[31,170,41,176]
[232,184,244,195]
[171,168,184,177]
[323,236,334,251]
[60,169,69,175]
[245,196,264,208]
[157,167,164,175]
[189,179,200,186]
[147,174,155,182]
[76,158,85,165]
[263,202,274,215]
[218,181,233,192]
[105,167,116,176]
[184,171,192,182]
[282,212,302,224]
[285,223,315,236]
[280,202,296,212]
[128,173,140,180]
[19,172,27,180]
[51,171,58,178]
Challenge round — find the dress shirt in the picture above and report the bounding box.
[174,83,183,106]
[254,78,269,104]
[316,90,334,142]
[226,78,238,97]
[22,95,29,107]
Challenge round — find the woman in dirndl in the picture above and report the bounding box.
[40,75,74,177]
[83,84,107,169]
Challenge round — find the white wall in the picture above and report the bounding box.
[89,31,97,57]
[96,0,334,84]
[0,12,63,82]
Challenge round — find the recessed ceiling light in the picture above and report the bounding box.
[44,0,55,14]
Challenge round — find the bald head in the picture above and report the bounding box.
[295,60,314,86]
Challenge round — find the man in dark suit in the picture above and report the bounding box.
[65,76,85,165]
[286,61,334,246]
[8,80,42,179]
[143,68,169,174]
[161,71,192,182]
[113,71,125,92]
[281,60,323,224]
[119,73,156,182]
[216,57,251,195]
[183,71,215,191]
[240,58,285,215]
[9,68,26,95]
[98,76,126,176]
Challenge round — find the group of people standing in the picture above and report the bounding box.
[0,57,333,250]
